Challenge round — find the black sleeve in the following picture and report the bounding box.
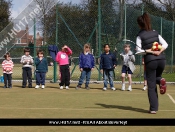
[112,54,117,66]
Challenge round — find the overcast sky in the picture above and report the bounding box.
[11,0,81,19]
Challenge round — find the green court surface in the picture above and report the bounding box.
[0,83,175,132]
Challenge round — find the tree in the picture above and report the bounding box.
[0,0,12,31]
[118,0,124,41]
[33,0,57,45]
[81,0,117,54]
[157,0,175,21]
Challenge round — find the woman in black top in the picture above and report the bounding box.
[136,13,168,114]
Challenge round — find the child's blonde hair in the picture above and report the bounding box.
[83,43,91,54]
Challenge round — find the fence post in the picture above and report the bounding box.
[34,18,36,80]
[54,4,58,83]
[160,17,162,36]
[124,1,126,40]
[98,0,101,81]
[139,3,145,83]
[171,22,174,73]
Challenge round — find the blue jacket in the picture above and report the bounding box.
[100,52,117,70]
[35,57,48,73]
[48,45,59,61]
[79,52,95,69]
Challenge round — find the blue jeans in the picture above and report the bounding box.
[103,69,114,88]
[78,68,91,87]
[36,72,46,85]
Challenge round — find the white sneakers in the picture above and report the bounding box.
[127,85,132,91]
[103,87,116,91]
[60,86,69,90]
[103,87,107,91]
[41,85,45,89]
[35,85,45,89]
[121,84,132,91]
[111,87,116,91]
[60,86,63,90]
[121,84,125,91]
[35,85,39,89]
[65,86,69,90]
[143,86,147,91]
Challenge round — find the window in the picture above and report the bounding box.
[16,38,21,44]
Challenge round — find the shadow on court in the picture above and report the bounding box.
[95,103,148,113]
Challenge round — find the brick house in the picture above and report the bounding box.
[15,25,43,46]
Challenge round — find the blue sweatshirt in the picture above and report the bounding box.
[35,57,48,73]
[79,52,95,69]
[100,52,117,70]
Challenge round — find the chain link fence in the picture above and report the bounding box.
[0,0,174,83]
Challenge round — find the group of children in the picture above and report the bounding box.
[1,43,146,91]
[56,43,139,91]
[2,48,48,89]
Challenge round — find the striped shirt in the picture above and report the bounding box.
[2,60,14,74]
[20,55,33,68]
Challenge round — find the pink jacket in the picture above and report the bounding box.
[56,47,72,65]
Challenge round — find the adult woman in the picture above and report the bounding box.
[136,12,168,114]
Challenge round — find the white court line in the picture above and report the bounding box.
[167,94,175,104]
[0,107,174,112]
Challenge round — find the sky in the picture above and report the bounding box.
[11,0,81,19]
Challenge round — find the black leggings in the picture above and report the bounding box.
[59,65,70,86]
[145,59,166,111]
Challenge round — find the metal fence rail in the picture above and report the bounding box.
[0,0,174,83]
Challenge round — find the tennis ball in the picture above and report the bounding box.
[153,42,159,46]
[158,45,162,50]
[152,46,157,51]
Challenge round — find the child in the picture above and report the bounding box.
[2,53,14,88]
[35,50,48,89]
[120,44,135,91]
[100,44,117,91]
[20,48,33,88]
[142,58,147,90]
[56,45,72,89]
[76,44,95,90]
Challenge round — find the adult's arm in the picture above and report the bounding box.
[153,35,168,56]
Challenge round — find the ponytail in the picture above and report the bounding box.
[137,12,152,31]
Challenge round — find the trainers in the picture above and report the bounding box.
[35,85,39,89]
[103,87,107,91]
[3,86,7,88]
[111,87,116,91]
[128,86,132,91]
[41,85,45,89]
[149,111,156,114]
[85,86,90,90]
[60,86,63,90]
[121,84,125,91]
[160,78,166,94]
[76,85,81,90]
[143,86,147,91]
[66,86,69,90]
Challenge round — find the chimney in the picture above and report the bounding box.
[26,25,29,45]
[36,32,40,39]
